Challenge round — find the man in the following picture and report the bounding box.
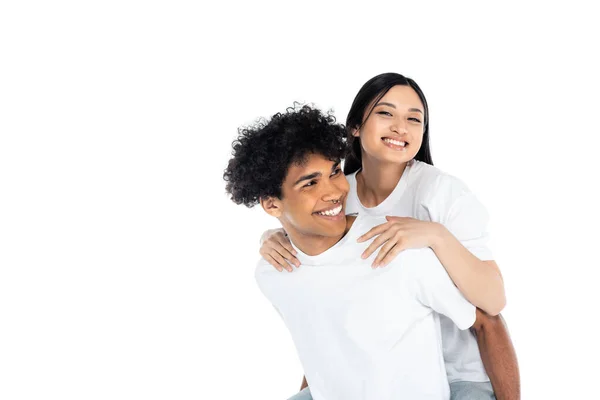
[224,105,519,399]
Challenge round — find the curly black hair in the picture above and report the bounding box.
[224,104,347,207]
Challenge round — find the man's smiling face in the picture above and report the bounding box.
[264,153,349,241]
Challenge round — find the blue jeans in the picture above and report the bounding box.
[286,382,495,400]
[449,381,496,400]
[287,387,312,400]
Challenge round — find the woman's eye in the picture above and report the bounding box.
[377,111,392,117]
[408,117,422,123]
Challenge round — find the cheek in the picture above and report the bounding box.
[339,179,350,194]
[407,132,424,157]
[409,125,424,140]
[286,194,314,219]
[360,125,383,149]
[361,119,383,139]
[413,132,424,144]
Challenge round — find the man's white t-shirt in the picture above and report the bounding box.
[255,215,476,400]
[345,159,493,383]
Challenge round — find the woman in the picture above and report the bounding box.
[261,73,507,400]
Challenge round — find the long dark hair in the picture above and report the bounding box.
[344,73,433,175]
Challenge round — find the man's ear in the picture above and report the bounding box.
[260,196,283,218]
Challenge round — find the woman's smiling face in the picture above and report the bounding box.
[354,85,425,165]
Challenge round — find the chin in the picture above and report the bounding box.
[329,220,348,236]
[315,220,347,238]
[380,151,417,165]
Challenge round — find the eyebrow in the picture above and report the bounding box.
[294,172,321,186]
[375,102,424,115]
[293,161,341,186]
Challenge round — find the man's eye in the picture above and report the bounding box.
[331,168,342,177]
[303,180,317,188]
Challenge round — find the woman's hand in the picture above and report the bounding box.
[357,216,443,268]
[259,228,300,272]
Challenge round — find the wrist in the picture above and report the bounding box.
[429,222,449,249]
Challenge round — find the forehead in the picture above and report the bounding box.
[284,153,337,184]
[379,85,423,109]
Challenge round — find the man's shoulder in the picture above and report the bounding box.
[395,247,438,263]
[255,258,281,281]
[392,248,443,278]
[353,214,388,231]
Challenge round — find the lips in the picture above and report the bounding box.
[381,137,408,150]
[314,204,343,217]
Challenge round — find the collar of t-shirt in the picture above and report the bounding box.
[348,160,415,216]
[289,214,382,267]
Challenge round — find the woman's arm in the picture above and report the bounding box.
[430,224,506,315]
[359,217,505,315]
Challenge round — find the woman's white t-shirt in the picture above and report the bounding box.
[345,160,493,383]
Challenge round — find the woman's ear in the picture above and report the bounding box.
[351,128,360,137]
[260,196,283,218]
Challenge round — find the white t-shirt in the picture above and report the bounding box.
[255,215,476,400]
[345,159,493,383]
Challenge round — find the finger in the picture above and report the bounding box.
[270,252,294,272]
[264,254,284,272]
[377,243,404,268]
[272,232,289,247]
[373,239,400,268]
[274,234,297,257]
[273,242,301,267]
[385,215,408,222]
[361,231,394,259]
[357,222,390,243]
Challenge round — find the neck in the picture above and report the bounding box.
[357,155,407,207]
[283,216,356,256]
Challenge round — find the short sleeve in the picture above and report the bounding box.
[426,175,494,261]
[409,249,476,330]
[444,193,494,261]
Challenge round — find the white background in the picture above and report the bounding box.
[1,1,599,399]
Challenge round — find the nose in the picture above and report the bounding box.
[322,179,344,203]
[391,119,408,134]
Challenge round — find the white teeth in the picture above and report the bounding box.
[318,205,342,216]
[383,138,406,146]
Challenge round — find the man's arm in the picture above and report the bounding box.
[299,375,308,391]
[471,308,520,400]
